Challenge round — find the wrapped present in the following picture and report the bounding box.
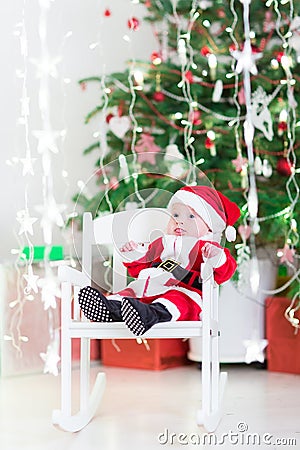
[101,338,189,371]
[0,260,100,377]
[265,296,300,374]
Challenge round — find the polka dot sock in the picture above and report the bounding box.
[121,297,172,336]
[78,286,121,322]
[121,298,147,336]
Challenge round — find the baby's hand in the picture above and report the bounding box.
[202,242,223,259]
[120,240,138,252]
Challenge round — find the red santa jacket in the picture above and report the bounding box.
[123,235,236,297]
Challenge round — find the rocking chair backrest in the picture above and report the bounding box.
[81,208,171,292]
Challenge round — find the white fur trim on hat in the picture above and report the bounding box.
[168,190,226,234]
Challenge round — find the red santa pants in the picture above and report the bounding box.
[115,288,202,321]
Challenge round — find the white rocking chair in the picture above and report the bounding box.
[52,208,227,433]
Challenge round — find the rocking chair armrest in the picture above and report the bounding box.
[58,265,90,288]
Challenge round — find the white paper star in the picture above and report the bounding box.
[20,153,36,176]
[231,42,262,75]
[35,199,65,245]
[30,55,61,79]
[16,209,38,235]
[32,129,61,154]
[23,265,39,294]
[38,276,61,310]
[243,339,268,364]
[40,343,60,376]
[36,198,65,227]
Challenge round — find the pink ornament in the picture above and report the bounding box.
[238,225,251,241]
[135,134,161,164]
[238,87,245,105]
[189,110,202,126]
[232,154,248,173]
[109,176,119,190]
[277,243,295,264]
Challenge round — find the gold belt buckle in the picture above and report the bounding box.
[158,259,180,273]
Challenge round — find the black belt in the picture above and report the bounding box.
[151,259,202,291]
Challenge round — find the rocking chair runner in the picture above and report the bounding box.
[52,208,228,433]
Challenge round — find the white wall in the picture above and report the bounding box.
[0,0,156,261]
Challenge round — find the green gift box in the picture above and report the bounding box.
[20,246,64,262]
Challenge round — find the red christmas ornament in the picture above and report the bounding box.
[153,91,165,102]
[229,43,237,52]
[200,46,211,57]
[127,17,140,31]
[104,8,111,17]
[205,137,214,149]
[278,121,287,136]
[276,158,293,176]
[151,51,162,65]
[276,51,285,62]
[217,9,226,18]
[105,113,114,124]
[189,110,202,126]
[185,70,194,83]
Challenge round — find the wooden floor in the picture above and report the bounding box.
[0,363,299,450]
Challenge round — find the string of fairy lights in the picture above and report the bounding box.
[6,0,74,375]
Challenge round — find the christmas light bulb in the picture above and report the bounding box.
[271,59,279,69]
[208,54,217,80]
[119,154,130,183]
[207,130,215,140]
[177,39,187,66]
[133,70,144,86]
[291,219,297,232]
[174,112,183,119]
[281,55,292,70]
[279,109,288,122]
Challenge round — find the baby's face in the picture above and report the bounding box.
[167,203,210,238]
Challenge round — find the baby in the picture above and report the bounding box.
[78,185,240,336]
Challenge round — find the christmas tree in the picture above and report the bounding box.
[73,1,300,305]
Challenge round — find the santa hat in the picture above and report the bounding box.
[168,185,241,241]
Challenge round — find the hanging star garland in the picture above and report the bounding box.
[35,199,65,245]
[38,275,61,310]
[16,209,38,235]
[23,265,39,294]
[243,339,268,364]
[32,129,61,154]
[20,153,36,176]
[40,342,60,376]
[30,55,61,79]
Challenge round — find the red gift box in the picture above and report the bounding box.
[101,338,189,370]
[265,297,300,374]
[71,338,100,361]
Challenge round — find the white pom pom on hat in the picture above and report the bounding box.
[168,185,241,241]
